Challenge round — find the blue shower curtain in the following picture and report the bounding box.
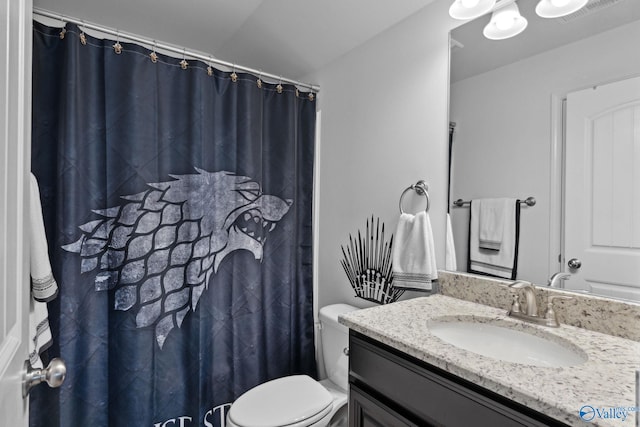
[30,21,317,427]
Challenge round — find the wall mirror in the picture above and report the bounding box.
[447,0,640,301]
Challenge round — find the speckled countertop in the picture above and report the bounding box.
[339,295,640,427]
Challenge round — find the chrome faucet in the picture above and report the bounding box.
[548,272,571,288]
[507,280,574,327]
[509,280,538,317]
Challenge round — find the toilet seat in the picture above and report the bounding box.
[227,375,334,427]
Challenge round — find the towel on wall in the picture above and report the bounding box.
[392,211,438,291]
[478,198,510,251]
[445,213,457,271]
[468,198,520,279]
[29,173,57,368]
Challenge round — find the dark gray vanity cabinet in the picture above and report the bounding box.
[348,331,568,427]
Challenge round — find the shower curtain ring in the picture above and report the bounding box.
[230,64,238,82]
[150,41,158,63]
[79,21,87,45]
[59,15,67,39]
[257,70,263,88]
[276,76,283,94]
[180,48,188,70]
[207,56,213,76]
[113,31,122,54]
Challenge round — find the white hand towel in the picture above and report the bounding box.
[478,198,509,251]
[29,173,57,368]
[445,213,457,271]
[469,198,520,279]
[30,174,58,302]
[392,211,437,291]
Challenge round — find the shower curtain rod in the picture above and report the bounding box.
[32,8,321,93]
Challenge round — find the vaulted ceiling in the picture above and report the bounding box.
[33,0,436,81]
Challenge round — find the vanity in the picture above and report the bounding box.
[348,331,564,426]
[339,274,640,427]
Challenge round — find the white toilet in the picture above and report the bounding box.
[226,303,358,427]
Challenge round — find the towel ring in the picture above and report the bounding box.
[399,180,430,214]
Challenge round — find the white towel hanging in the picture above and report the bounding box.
[478,199,509,251]
[392,211,438,291]
[29,173,58,368]
[468,198,520,279]
[30,174,58,302]
[445,213,457,271]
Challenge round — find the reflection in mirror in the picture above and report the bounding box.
[447,0,640,301]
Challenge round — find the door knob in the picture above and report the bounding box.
[567,258,582,269]
[23,357,66,397]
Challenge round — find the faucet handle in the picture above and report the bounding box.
[508,293,522,314]
[543,295,574,327]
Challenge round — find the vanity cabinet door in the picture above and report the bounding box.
[349,385,422,427]
[349,331,566,427]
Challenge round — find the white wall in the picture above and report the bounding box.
[449,20,640,285]
[306,0,459,309]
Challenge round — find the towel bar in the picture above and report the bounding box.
[399,180,430,214]
[453,196,536,207]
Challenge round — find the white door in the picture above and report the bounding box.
[564,75,640,301]
[0,0,33,424]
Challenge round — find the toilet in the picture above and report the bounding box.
[226,303,358,427]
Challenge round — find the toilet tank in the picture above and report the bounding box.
[319,304,358,392]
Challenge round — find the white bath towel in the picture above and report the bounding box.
[445,213,457,271]
[29,173,57,368]
[478,198,510,251]
[469,198,520,279]
[392,211,437,291]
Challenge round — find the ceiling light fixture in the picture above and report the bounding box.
[535,0,589,18]
[449,0,497,20]
[483,2,528,40]
[449,0,588,40]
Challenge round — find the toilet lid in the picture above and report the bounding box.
[228,375,333,427]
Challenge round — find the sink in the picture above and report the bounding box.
[427,317,588,367]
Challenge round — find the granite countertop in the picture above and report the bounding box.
[339,295,640,427]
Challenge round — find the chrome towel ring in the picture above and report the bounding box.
[399,180,430,214]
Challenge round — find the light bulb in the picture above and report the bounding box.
[550,0,570,6]
[461,0,480,8]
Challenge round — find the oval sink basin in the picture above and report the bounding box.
[428,317,588,367]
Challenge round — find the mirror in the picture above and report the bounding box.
[447,0,640,301]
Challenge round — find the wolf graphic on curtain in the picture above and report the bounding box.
[63,169,292,348]
[30,21,316,427]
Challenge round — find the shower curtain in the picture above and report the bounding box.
[30,21,317,427]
